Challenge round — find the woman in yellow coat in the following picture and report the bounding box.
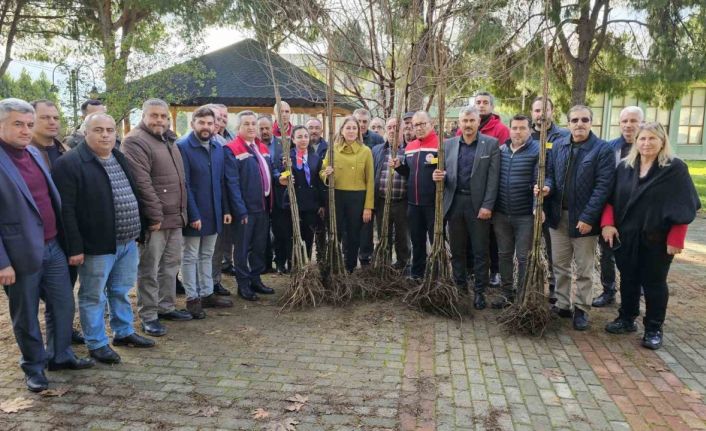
[321,116,375,272]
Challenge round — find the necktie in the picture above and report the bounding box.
[296,150,311,185]
[249,143,271,196]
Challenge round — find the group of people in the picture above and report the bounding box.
[0,89,700,394]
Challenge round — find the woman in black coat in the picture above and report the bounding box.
[601,122,700,350]
[277,125,325,259]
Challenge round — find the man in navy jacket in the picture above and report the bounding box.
[224,111,276,301]
[0,98,93,393]
[543,105,615,331]
[177,106,233,318]
[592,106,644,308]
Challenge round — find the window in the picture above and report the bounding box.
[645,106,671,129]
[678,88,705,145]
[608,95,638,139]
[589,93,605,138]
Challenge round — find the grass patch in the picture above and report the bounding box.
[687,160,706,211]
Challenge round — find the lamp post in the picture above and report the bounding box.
[50,63,99,128]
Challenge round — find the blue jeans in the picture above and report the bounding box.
[4,240,76,376]
[78,241,138,350]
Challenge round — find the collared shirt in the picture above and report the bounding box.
[377,144,407,201]
[248,141,271,197]
[457,135,478,190]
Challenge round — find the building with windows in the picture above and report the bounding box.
[587,85,706,159]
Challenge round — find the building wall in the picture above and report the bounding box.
[588,86,706,160]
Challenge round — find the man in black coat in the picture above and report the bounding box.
[542,105,615,331]
[433,106,500,310]
[53,113,155,364]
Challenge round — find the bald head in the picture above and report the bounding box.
[84,113,117,158]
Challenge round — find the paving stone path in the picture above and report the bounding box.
[1,217,705,430]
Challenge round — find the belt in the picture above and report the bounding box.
[456,189,472,195]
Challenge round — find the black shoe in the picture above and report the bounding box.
[176,277,185,295]
[71,328,85,345]
[238,286,259,301]
[592,291,615,307]
[158,309,193,321]
[213,282,231,296]
[201,293,234,308]
[642,330,663,350]
[489,273,501,287]
[359,259,371,267]
[474,293,486,310]
[141,319,167,337]
[47,357,95,371]
[605,318,638,334]
[252,280,274,295]
[491,296,513,309]
[550,305,573,318]
[89,345,121,364]
[222,264,237,276]
[573,308,589,331]
[25,372,48,392]
[113,333,156,348]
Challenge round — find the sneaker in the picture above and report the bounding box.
[605,318,637,334]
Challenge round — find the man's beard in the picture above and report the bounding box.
[197,130,213,140]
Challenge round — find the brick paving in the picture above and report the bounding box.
[1,216,705,430]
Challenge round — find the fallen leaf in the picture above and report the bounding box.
[40,387,69,397]
[646,362,667,372]
[252,407,270,420]
[205,329,222,335]
[283,418,299,431]
[187,406,219,417]
[0,398,33,414]
[680,387,703,400]
[286,394,308,404]
[285,403,303,412]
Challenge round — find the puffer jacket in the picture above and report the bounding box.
[121,122,187,230]
[495,138,539,216]
[545,131,615,237]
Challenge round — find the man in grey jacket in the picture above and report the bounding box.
[432,106,500,310]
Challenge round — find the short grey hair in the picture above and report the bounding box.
[620,106,644,122]
[353,108,370,118]
[567,105,593,121]
[83,112,116,131]
[413,110,431,122]
[458,105,480,117]
[0,98,34,122]
[305,117,322,127]
[257,114,273,124]
[141,98,169,112]
[235,110,258,129]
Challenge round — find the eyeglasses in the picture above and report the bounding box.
[413,122,428,128]
[569,117,591,124]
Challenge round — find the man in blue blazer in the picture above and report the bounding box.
[0,98,93,393]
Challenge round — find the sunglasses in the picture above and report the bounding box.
[569,117,591,124]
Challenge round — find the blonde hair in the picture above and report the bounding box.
[333,116,362,146]
[624,122,673,168]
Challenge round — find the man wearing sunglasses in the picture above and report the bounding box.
[541,105,615,331]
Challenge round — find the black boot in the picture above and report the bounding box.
[642,321,664,350]
[474,293,486,310]
[605,317,637,334]
[592,289,615,307]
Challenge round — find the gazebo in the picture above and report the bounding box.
[127,38,358,133]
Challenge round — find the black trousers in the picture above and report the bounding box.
[359,213,374,264]
[271,207,290,268]
[615,234,673,330]
[335,190,366,272]
[375,197,411,266]
[598,236,617,292]
[542,221,555,287]
[447,194,490,292]
[408,204,435,278]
